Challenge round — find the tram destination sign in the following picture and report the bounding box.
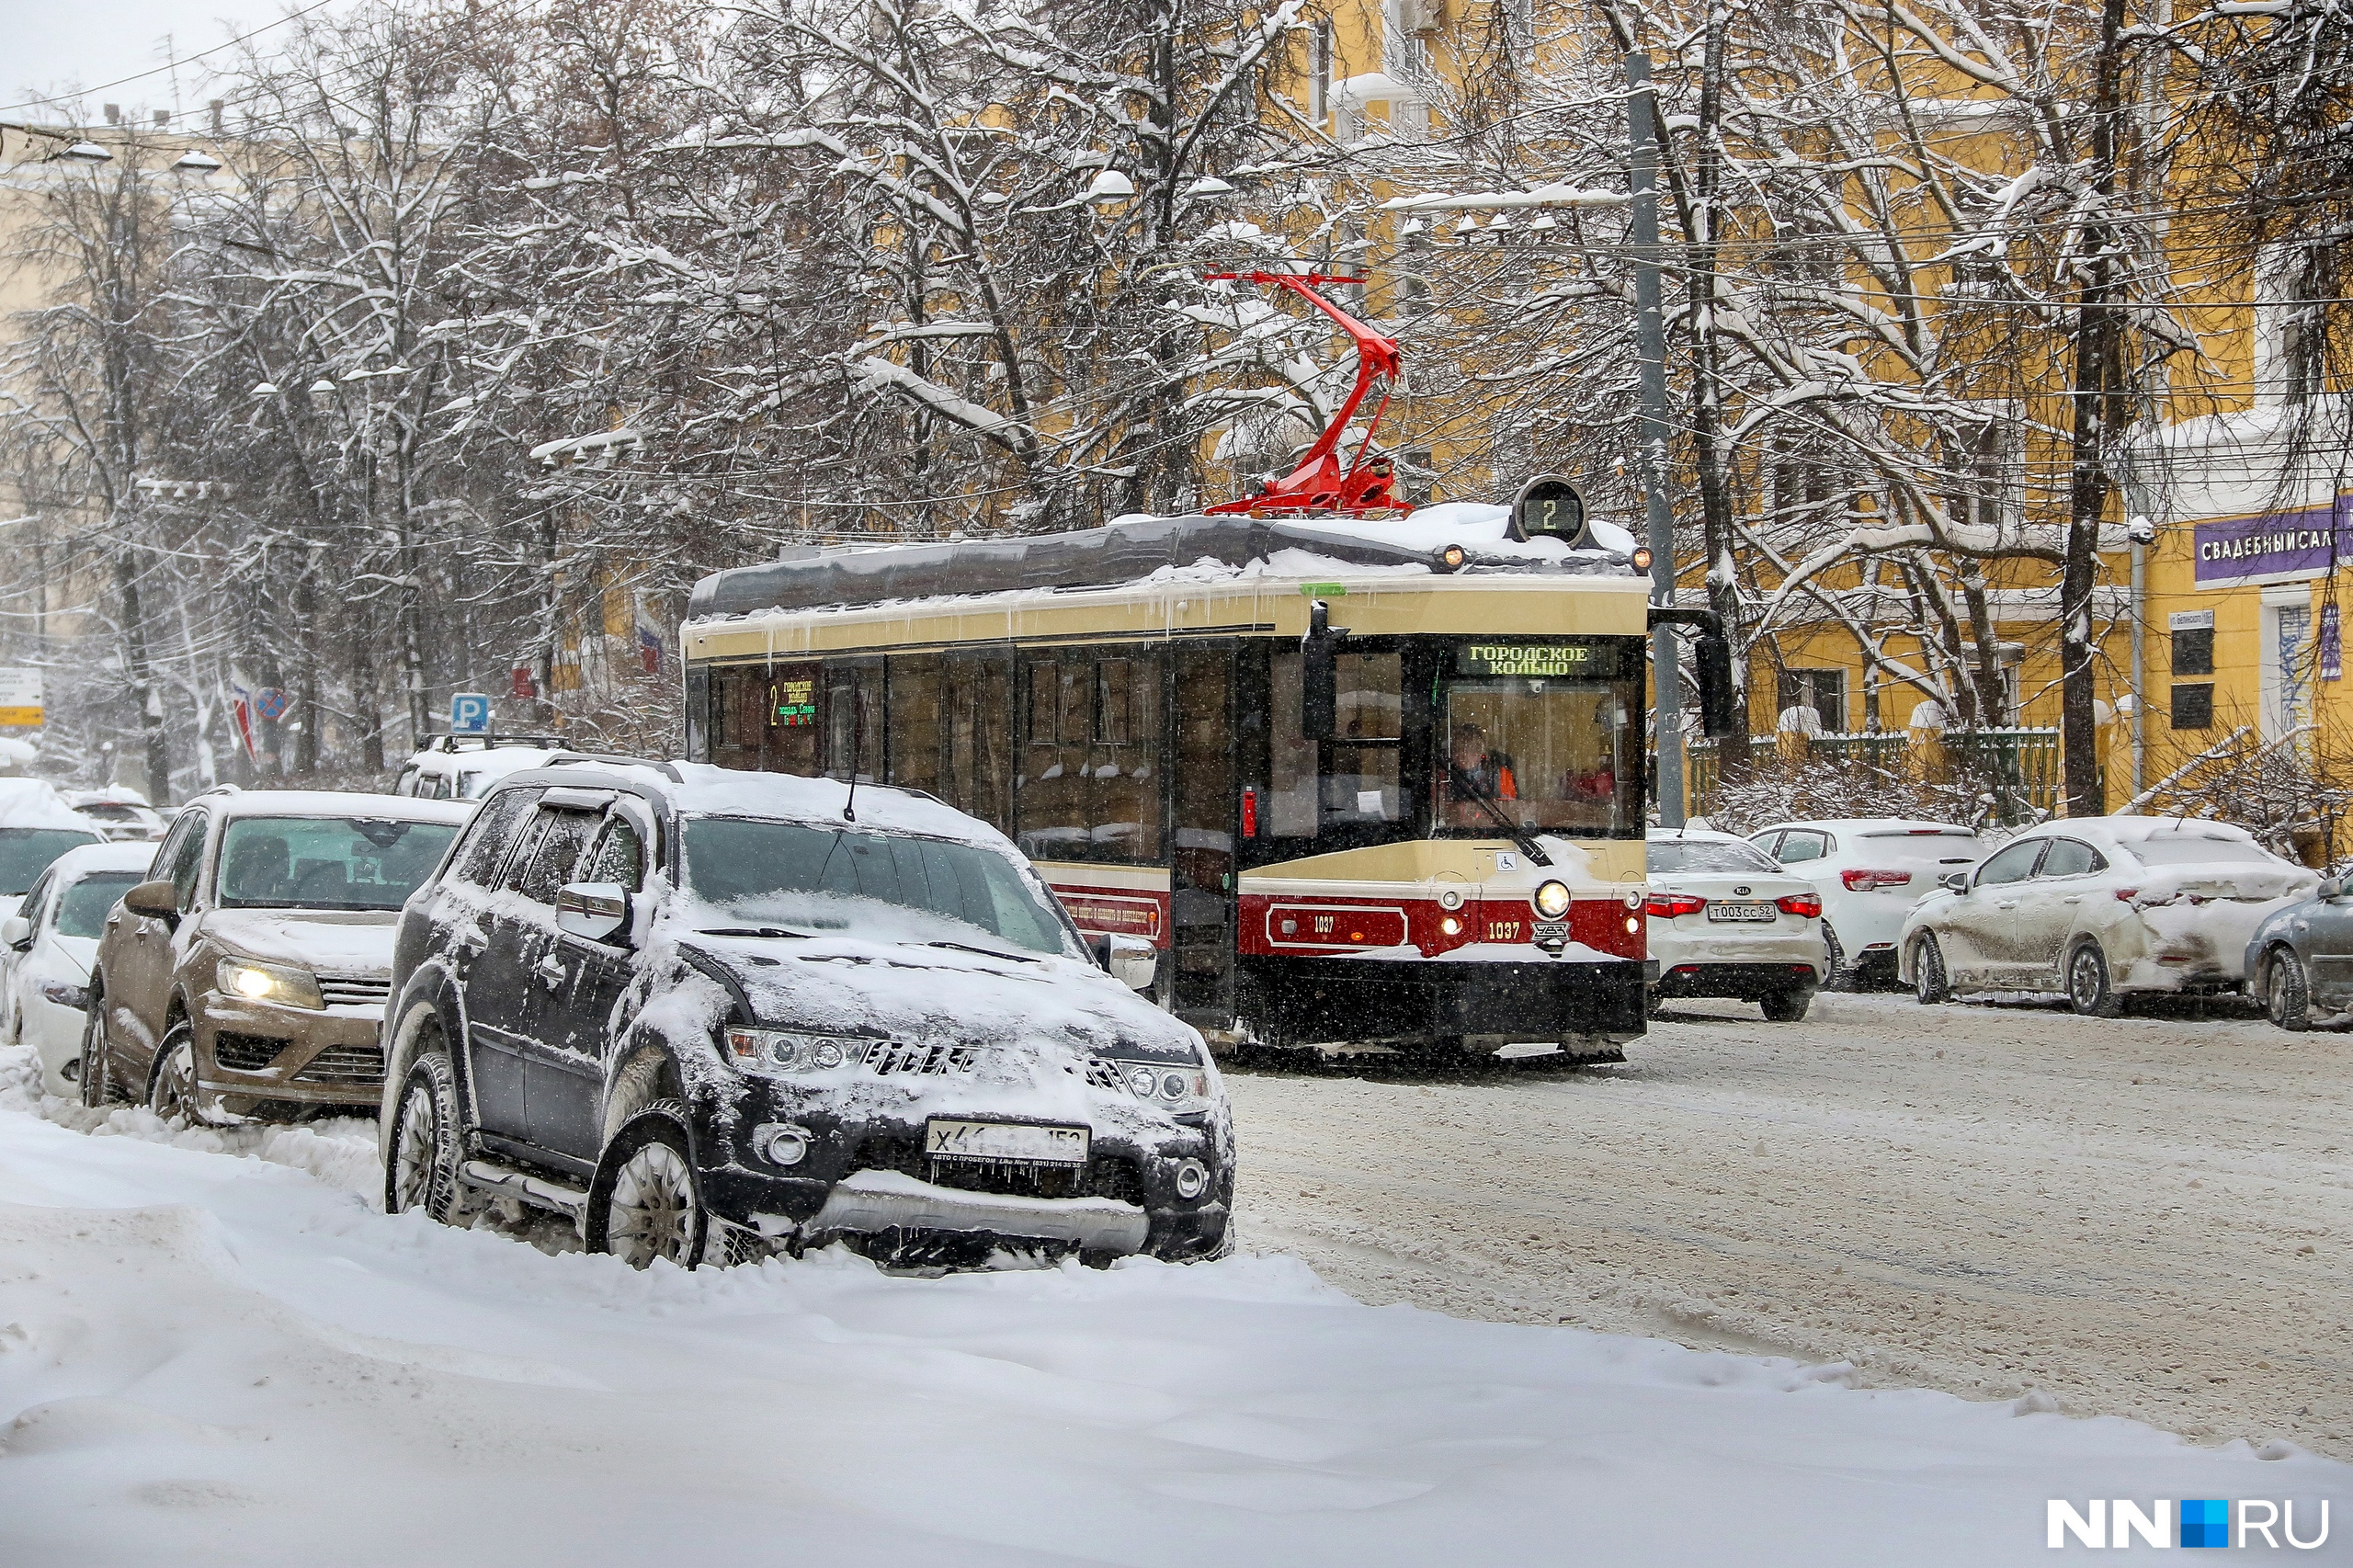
[1456,642,1599,678]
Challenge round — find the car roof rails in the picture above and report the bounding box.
[196,783,242,798]
[543,753,686,784]
[424,733,567,754]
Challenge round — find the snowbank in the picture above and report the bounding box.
[0,1042,2339,1566]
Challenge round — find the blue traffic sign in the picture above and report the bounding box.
[449,692,493,734]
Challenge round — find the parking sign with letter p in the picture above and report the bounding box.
[449,692,493,734]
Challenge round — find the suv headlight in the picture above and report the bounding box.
[1532,880,1572,920]
[722,1027,865,1076]
[216,957,324,1010]
[1109,1060,1217,1114]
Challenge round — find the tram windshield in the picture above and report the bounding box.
[1437,640,1643,837]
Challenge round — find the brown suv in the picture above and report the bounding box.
[80,787,472,1123]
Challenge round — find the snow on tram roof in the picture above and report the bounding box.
[686,505,1638,625]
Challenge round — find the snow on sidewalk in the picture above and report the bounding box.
[0,1049,2338,1567]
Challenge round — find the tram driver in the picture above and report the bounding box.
[1445,723,1518,825]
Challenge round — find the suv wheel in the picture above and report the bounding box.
[386,1051,476,1223]
[147,1021,203,1125]
[1758,985,1813,1023]
[78,988,120,1107]
[2264,949,2311,1032]
[1913,933,1951,1006]
[586,1100,708,1269]
[2066,941,2122,1018]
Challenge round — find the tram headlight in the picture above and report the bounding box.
[1532,880,1572,920]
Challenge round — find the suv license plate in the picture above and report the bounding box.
[926,1119,1089,1165]
[1707,902,1776,923]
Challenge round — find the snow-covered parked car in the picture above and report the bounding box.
[1746,818,1983,987]
[2,841,157,1095]
[392,733,574,801]
[65,787,166,842]
[1900,817,2316,1015]
[378,760,1230,1272]
[0,778,104,923]
[79,788,474,1122]
[1644,829,1824,1021]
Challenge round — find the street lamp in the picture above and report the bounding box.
[171,150,222,174]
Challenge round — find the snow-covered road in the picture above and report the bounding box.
[1230,991,2353,1464]
[0,1045,2342,1564]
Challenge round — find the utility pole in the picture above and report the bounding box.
[1626,51,1683,825]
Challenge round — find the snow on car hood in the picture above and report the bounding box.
[649,927,1211,1139]
[200,909,399,976]
[697,929,1197,1061]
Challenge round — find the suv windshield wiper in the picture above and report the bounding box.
[1448,765,1552,867]
[923,937,1037,963]
[694,926,816,940]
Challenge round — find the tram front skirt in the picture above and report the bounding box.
[1234,953,1646,1056]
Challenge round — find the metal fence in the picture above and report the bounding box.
[1684,727,2064,823]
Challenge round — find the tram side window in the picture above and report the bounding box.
[944,654,1013,835]
[887,655,943,796]
[768,663,823,775]
[710,665,820,774]
[824,664,882,782]
[710,666,764,771]
[1268,649,1405,836]
[1016,651,1160,864]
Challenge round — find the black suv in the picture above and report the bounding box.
[377,759,1231,1268]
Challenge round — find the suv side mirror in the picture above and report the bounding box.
[121,879,178,920]
[1103,933,1158,992]
[2321,876,2344,902]
[1940,870,1969,895]
[1,915,28,951]
[556,882,633,947]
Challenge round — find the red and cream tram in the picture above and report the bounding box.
[681,509,1726,1059]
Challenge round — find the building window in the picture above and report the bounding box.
[1502,0,1535,58]
[2169,683,2214,731]
[1311,22,1333,124]
[1776,667,1847,733]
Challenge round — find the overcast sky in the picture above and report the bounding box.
[1,0,295,124]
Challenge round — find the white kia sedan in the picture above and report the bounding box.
[1,840,157,1096]
[1646,829,1826,1020]
[1747,818,1983,987]
[1898,817,2316,1015]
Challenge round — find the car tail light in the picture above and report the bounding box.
[1775,892,1823,918]
[1841,869,1913,892]
[1646,892,1707,919]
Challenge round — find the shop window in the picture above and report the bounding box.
[2170,683,2214,730]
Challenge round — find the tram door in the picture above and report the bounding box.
[1170,642,1236,1028]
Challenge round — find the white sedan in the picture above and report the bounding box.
[1898,817,2316,1016]
[1746,818,1983,988]
[1646,829,1826,1021]
[0,840,157,1096]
